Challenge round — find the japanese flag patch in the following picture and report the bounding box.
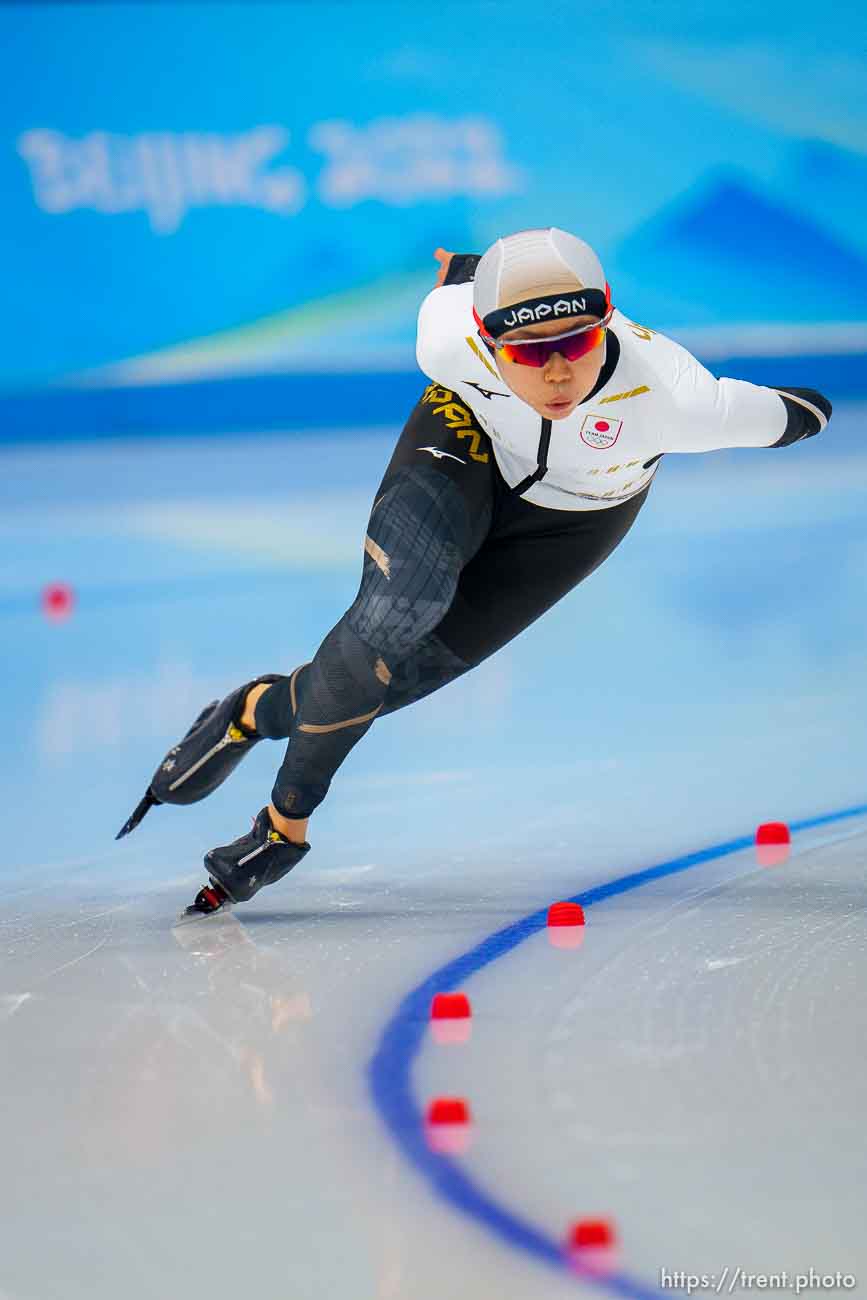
[580,414,623,449]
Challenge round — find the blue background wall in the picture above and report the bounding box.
[2,0,866,441]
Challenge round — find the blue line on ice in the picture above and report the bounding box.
[368,800,867,1298]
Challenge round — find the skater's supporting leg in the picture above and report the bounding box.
[257,474,650,842]
[197,478,652,908]
[195,398,651,907]
[254,459,491,819]
[248,438,649,840]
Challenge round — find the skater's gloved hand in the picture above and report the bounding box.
[433,248,480,287]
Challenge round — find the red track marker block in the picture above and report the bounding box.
[426,1097,470,1126]
[430,992,471,1020]
[424,1097,472,1155]
[547,901,585,927]
[756,822,790,845]
[41,582,75,622]
[755,823,791,868]
[565,1217,619,1277]
[430,996,472,1043]
[568,1218,616,1249]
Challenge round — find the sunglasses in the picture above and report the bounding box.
[481,307,613,369]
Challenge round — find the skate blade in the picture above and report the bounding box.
[174,899,233,926]
[174,880,233,925]
[116,789,161,840]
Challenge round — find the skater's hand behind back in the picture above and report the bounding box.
[433,248,454,286]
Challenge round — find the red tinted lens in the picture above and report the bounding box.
[558,325,606,361]
[497,339,551,367]
[499,325,605,368]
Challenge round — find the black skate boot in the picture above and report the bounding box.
[116,674,285,839]
[204,807,310,904]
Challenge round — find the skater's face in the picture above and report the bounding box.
[493,315,606,420]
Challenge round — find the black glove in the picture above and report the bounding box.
[443,253,481,285]
[770,386,832,446]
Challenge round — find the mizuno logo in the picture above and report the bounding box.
[418,447,466,464]
[465,381,508,400]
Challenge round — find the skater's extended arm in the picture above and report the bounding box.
[656,334,832,454]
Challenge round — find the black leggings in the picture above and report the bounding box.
[255,384,651,817]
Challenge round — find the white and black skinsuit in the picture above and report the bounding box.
[250,254,831,822]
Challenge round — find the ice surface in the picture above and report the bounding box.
[1,415,865,1298]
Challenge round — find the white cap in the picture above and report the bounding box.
[473,227,610,339]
